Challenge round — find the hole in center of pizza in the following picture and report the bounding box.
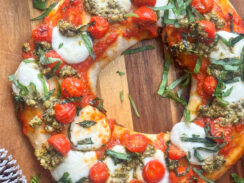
[9,0,244,182]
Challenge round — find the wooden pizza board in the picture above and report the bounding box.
[0,0,243,182]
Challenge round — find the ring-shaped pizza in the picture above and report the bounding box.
[9,0,244,182]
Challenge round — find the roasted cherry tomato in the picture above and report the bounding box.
[219,142,233,155]
[124,134,149,153]
[194,117,211,128]
[45,50,65,74]
[48,134,71,156]
[61,77,86,98]
[210,118,232,143]
[132,0,156,6]
[32,24,53,43]
[168,144,186,160]
[203,75,217,96]
[87,16,109,39]
[198,20,216,43]
[191,0,214,14]
[89,162,109,183]
[55,103,76,124]
[133,6,157,25]
[169,167,196,183]
[143,160,165,183]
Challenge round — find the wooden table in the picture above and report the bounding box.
[0,0,243,182]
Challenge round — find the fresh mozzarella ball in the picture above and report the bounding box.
[143,149,170,183]
[12,60,47,96]
[210,31,244,60]
[51,150,97,182]
[224,78,244,103]
[114,0,131,12]
[171,122,216,165]
[52,26,92,64]
[69,105,111,151]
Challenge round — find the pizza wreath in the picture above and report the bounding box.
[8,0,244,182]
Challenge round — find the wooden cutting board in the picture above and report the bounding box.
[0,0,243,182]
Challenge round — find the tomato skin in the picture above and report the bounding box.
[45,50,65,74]
[54,103,76,124]
[48,134,71,156]
[194,117,211,128]
[198,20,216,43]
[143,160,165,183]
[32,24,53,43]
[132,0,156,6]
[203,76,217,96]
[169,167,197,183]
[191,0,214,14]
[124,134,149,153]
[89,162,109,183]
[88,16,109,39]
[168,144,186,160]
[129,180,143,183]
[210,118,232,143]
[133,6,157,25]
[61,77,86,98]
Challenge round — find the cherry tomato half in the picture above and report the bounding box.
[198,20,216,43]
[132,0,156,7]
[32,24,53,43]
[55,103,76,124]
[168,144,186,160]
[45,50,65,74]
[143,160,165,183]
[203,75,217,96]
[61,77,86,98]
[125,134,149,153]
[88,16,109,39]
[133,6,157,25]
[169,167,195,183]
[89,162,109,183]
[191,0,214,14]
[210,118,232,143]
[48,134,71,156]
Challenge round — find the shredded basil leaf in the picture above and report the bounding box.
[124,13,139,18]
[58,43,64,49]
[8,74,29,96]
[231,173,244,183]
[116,71,125,76]
[164,90,187,106]
[30,174,41,183]
[77,138,93,145]
[158,53,171,96]
[105,150,132,164]
[31,2,58,21]
[229,13,234,33]
[78,120,97,128]
[128,94,140,118]
[60,97,82,104]
[122,45,155,55]
[193,168,215,183]
[33,0,48,11]
[42,89,55,101]
[57,172,72,183]
[81,32,95,60]
[167,74,189,90]
[76,177,89,183]
[150,4,174,11]
[23,59,35,63]
[38,73,49,96]
[193,57,202,74]
[57,79,61,99]
[184,108,191,123]
[120,90,124,103]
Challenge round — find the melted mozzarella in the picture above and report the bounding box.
[52,26,92,64]
[12,60,47,96]
[224,78,244,103]
[171,122,215,165]
[155,0,169,27]
[103,145,127,183]
[51,150,97,182]
[69,105,111,151]
[210,31,244,60]
[143,149,170,183]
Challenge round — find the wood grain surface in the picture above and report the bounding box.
[0,0,243,182]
